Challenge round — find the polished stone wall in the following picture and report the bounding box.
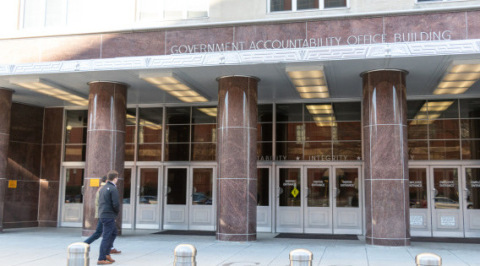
[216,76,258,241]
[83,82,127,236]
[0,89,13,232]
[38,108,64,227]
[362,70,410,246]
[4,103,44,229]
[0,11,478,63]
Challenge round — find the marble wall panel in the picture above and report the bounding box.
[467,10,480,39]
[217,77,258,128]
[307,17,383,46]
[0,90,13,133]
[217,179,248,233]
[88,82,127,131]
[166,27,234,55]
[39,35,102,62]
[102,31,166,58]
[0,136,8,179]
[384,12,466,42]
[235,23,306,50]
[42,108,64,145]
[38,180,59,226]
[217,128,248,179]
[3,181,39,224]
[9,103,44,143]
[7,142,42,180]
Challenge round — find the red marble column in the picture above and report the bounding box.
[0,88,13,233]
[216,76,258,241]
[83,82,127,236]
[362,70,410,246]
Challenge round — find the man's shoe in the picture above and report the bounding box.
[97,260,112,265]
[106,255,115,262]
[110,248,121,254]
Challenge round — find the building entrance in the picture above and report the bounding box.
[60,167,85,227]
[275,166,362,234]
[410,165,480,237]
[163,166,215,231]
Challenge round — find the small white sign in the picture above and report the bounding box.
[410,215,424,226]
[440,216,456,227]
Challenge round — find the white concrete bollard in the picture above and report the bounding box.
[416,253,442,266]
[67,242,90,266]
[174,244,197,266]
[289,249,313,266]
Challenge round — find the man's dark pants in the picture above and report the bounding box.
[84,219,102,244]
[99,218,117,260]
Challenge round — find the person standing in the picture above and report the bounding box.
[84,175,121,254]
[97,170,120,265]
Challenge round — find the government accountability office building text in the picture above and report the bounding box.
[1,0,480,246]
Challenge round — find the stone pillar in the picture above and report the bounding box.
[216,76,258,241]
[362,70,410,246]
[0,88,13,233]
[83,82,127,236]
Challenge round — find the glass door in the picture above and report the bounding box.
[464,167,480,237]
[135,167,161,229]
[409,168,431,236]
[304,167,331,234]
[431,167,464,237]
[276,167,302,233]
[121,168,133,229]
[333,167,362,234]
[164,166,215,231]
[61,168,84,227]
[257,167,272,232]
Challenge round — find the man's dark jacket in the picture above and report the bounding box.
[98,181,120,219]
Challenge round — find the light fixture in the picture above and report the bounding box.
[140,73,208,103]
[286,66,330,99]
[198,107,217,117]
[306,104,336,127]
[10,78,88,106]
[434,62,480,95]
[410,101,454,125]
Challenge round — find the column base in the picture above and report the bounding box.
[216,233,256,242]
[366,236,410,246]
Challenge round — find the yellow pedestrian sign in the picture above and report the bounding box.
[291,187,299,198]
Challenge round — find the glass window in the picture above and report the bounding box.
[333,141,361,161]
[23,0,67,29]
[257,168,270,206]
[332,102,361,121]
[258,104,273,160]
[137,0,208,22]
[433,168,459,209]
[279,168,301,206]
[125,108,136,161]
[408,140,429,160]
[465,168,480,210]
[123,169,131,204]
[462,140,480,160]
[276,104,303,122]
[166,168,187,205]
[297,0,318,10]
[139,168,159,205]
[277,142,303,160]
[307,168,329,207]
[270,0,292,11]
[429,119,459,139]
[429,140,460,160]
[461,119,480,139]
[325,0,347,8]
[304,141,331,160]
[407,100,428,120]
[64,168,84,203]
[64,110,88,161]
[336,168,359,207]
[409,168,427,209]
[138,107,163,161]
[192,168,213,205]
[460,99,480,118]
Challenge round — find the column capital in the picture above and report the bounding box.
[216,75,260,82]
[360,69,409,77]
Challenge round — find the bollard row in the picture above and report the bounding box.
[66,242,442,266]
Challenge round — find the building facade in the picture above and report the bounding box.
[1,0,480,246]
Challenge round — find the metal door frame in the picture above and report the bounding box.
[463,165,480,237]
[257,165,273,232]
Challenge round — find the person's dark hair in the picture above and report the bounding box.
[100,175,107,183]
[107,170,119,181]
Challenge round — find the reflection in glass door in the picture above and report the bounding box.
[464,168,480,237]
[135,168,161,229]
[61,168,84,227]
[164,167,215,231]
[432,167,464,237]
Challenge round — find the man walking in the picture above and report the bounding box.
[97,170,120,265]
[84,175,121,254]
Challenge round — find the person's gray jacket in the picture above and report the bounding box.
[98,181,120,219]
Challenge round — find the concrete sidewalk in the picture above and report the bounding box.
[0,228,479,266]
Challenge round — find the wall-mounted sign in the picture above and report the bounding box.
[8,180,17,189]
[312,180,326,187]
[283,180,297,187]
[340,180,355,188]
[471,180,480,188]
[439,180,455,188]
[440,216,456,227]
[409,181,423,188]
[410,215,424,226]
[90,179,100,187]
